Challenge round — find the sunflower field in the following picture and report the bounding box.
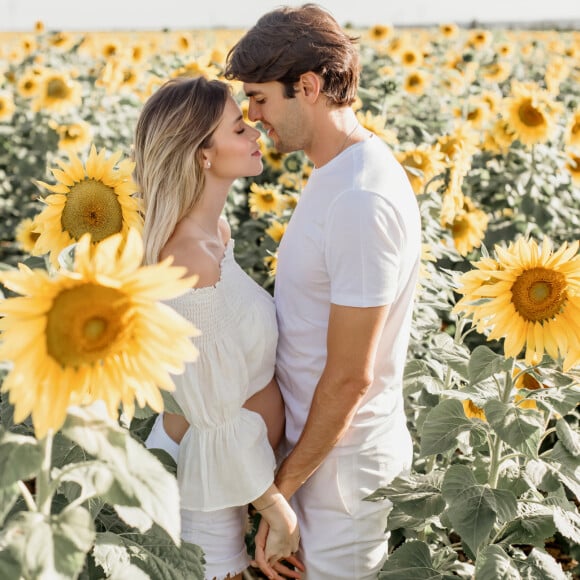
[0,19,579,580]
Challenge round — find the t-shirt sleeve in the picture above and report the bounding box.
[325,190,403,307]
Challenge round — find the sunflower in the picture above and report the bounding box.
[49,120,93,154]
[16,69,41,99]
[33,145,143,267]
[513,365,547,411]
[397,145,446,194]
[367,24,392,42]
[0,92,15,121]
[564,108,580,148]
[439,23,459,39]
[14,216,42,254]
[0,229,200,438]
[248,183,284,217]
[264,252,278,277]
[503,81,561,147]
[31,70,82,114]
[447,197,489,256]
[463,400,487,421]
[481,117,517,154]
[454,237,580,370]
[403,69,430,96]
[265,219,287,243]
[356,110,398,144]
[480,61,512,84]
[263,146,285,172]
[565,150,580,185]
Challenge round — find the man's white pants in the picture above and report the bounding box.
[290,433,412,580]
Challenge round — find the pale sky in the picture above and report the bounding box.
[0,0,579,31]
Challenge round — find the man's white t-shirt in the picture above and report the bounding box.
[274,135,421,455]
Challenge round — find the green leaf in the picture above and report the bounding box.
[475,545,520,580]
[430,333,470,380]
[532,384,580,417]
[63,405,181,545]
[379,540,457,579]
[0,548,22,580]
[555,419,580,458]
[93,529,206,580]
[468,346,512,385]
[552,506,580,545]
[515,548,568,580]
[0,430,43,487]
[0,484,19,526]
[484,400,543,458]
[442,465,504,554]
[0,507,95,579]
[541,443,580,499]
[420,399,485,456]
[496,505,556,547]
[368,472,445,519]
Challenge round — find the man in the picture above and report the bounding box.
[225,4,421,579]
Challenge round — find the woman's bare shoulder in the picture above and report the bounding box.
[160,232,222,289]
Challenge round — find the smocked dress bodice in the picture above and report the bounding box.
[164,239,278,511]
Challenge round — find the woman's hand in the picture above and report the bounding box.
[251,493,304,579]
[252,516,304,579]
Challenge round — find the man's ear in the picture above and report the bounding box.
[297,72,322,101]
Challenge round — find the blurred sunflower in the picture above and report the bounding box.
[356,110,398,144]
[31,69,82,114]
[33,145,143,266]
[463,399,487,421]
[448,197,489,256]
[0,229,200,439]
[565,150,580,185]
[48,119,93,154]
[264,252,278,277]
[513,366,547,411]
[0,91,15,121]
[454,237,580,370]
[402,69,430,96]
[15,216,42,254]
[503,81,561,147]
[16,69,42,99]
[367,24,392,42]
[481,117,517,154]
[265,219,287,243]
[480,60,511,84]
[564,108,580,148]
[397,145,446,194]
[248,183,284,217]
[439,23,459,39]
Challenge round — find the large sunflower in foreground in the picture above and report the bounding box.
[0,229,200,439]
[34,145,143,267]
[454,237,580,371]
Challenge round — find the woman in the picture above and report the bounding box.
[133,76,302,580]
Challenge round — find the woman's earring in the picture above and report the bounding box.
[205,161,211,169]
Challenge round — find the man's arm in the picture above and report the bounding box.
[275,303,390,499]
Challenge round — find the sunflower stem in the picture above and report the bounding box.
[17,480,37,512]
[488,365,515,488]
[36,429,54,516]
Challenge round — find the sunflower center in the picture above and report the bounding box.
[47,78,70,99]
[46,283,133,367]
[262,193,274,203]
[511,267,567,322]
[518,100,545,128]
[61,179,124,242]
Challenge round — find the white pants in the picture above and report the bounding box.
[145,413,250,580]
[291,433,412,580]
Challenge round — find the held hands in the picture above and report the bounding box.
[252,495,304,579]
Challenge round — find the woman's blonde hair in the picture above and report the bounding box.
[133,76,230,264]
